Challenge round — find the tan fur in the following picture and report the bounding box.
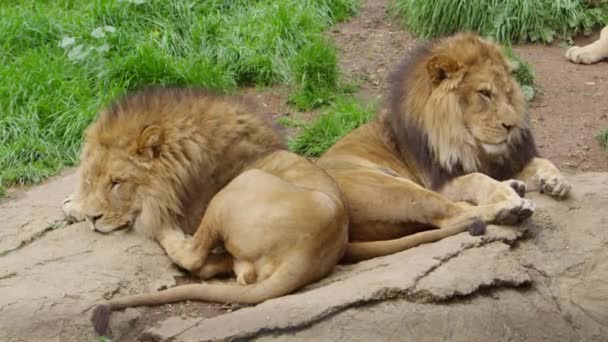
[316,32,570,262]
[566,25,608,64]
[62,87,348,335]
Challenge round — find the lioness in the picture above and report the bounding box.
[62,87,348,335]
[317,32,571,262]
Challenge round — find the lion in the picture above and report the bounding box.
[61,87,348,336]
[316,32,571,263]
[566,25,608,64]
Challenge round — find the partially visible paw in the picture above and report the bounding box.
[61,194,85,223]
[494,198,536,225]
[565,45,607,64]
[504,179,527,198]
[539,173,571,199]
[166,238,204,272]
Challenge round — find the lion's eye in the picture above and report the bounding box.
[478,89,492,99]
[110,179,121,189]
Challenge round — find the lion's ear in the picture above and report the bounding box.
[426,55,462,85]
[138,125,163,159]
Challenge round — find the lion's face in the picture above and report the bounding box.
[63,124,163,234]
[454,59,526,155]
[64,146,143,233]
[415,33,527,171]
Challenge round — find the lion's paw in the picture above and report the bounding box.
[565,45,607,65]
[166,239,204,272]
[494,198,535,225]
[62,194,85,223]
[539,173,571,199]
[504,179,527,198]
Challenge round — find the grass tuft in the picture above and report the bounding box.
[289,36,341,110]
[390,0,607,44]
[503,46,535,88]
[599,128,608,150]
[289,97,376,157]
[0,0,359,194]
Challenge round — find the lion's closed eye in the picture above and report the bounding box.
[110,179,122,190]
[477,89,492,99]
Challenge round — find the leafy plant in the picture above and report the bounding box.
[390,0,606,44]
[289,97,376,157]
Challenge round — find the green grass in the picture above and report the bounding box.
[599,128,608,151]
[0,0,359,194]
[390,0,607,44]
[502,45,536,100]
[276,115,306,129]
[288,97,376,157]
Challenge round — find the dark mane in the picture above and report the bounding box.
[383,39,539,190]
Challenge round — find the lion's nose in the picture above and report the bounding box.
[86,214,103,224]
[501,123,514,132]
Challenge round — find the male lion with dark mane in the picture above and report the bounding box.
[317,32,571,262]
[62,87,348,335]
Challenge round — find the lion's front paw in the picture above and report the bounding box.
[166,239,204,272]
[565,46,607,64]
[494,198,536,225]
[504,179,527,198]
[539,173,571,199]
[62,194,85,223]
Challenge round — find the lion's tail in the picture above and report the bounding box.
[91,263,305,336]
[342,220,485,262]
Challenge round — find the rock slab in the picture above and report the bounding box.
[1,172,607,342]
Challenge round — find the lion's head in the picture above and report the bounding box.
[62,87,284,236]
[62,120,166,234]
[383,32,538,189]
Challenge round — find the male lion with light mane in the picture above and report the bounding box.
[61,87,348,335]
[317,32,571,262]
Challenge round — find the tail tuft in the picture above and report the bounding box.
[91,303,112,336]
[468,220,486,236]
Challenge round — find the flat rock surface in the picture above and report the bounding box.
[147,172,608,342]
[2,171,607,342]
[0,171,186,341]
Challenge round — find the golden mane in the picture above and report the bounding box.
[380,32,539,190]
[82,86,285,236]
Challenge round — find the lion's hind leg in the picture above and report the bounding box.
[340,171,487,261]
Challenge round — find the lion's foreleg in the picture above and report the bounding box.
[439,173,535,225]
[440,172,521,205]
[347,175,482,234]
[514,157,571,199]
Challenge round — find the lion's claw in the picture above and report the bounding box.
[539,174,571,199]
[494,198,535,225]
[506,179,527,198]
